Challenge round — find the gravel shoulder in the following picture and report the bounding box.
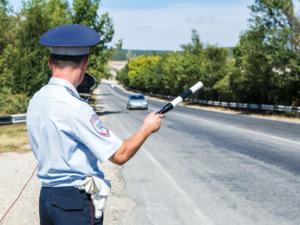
[0,152,39,225]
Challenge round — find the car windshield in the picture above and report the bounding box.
[130,95,145,100]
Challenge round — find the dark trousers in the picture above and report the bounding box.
[39,187,103,225]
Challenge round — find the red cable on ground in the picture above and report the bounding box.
[0,164,38,224]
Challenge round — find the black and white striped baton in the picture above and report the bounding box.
[156,81,203,114]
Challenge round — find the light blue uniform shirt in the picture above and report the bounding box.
[27,77,122,187]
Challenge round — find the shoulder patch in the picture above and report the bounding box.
[90,114,110,137]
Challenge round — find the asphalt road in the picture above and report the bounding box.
[99,82,300,225]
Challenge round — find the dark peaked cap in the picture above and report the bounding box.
[40,24,100,56]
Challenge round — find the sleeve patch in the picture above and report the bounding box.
[90,114,110,137]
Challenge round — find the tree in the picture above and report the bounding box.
[72,0,120,79]
[181,30,228,100]
[232,0,300,105]
[0,0,16,87]
[0,0,13,53]
[0,0,71,114]
[160,53,185,95]
[205,45,228,100]
[47,0,71,27]
[10,0,71,96]
[0,0,118,114]
[126,55,161,90]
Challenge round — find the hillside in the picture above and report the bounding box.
[111,49,173,61]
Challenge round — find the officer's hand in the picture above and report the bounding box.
[143,112,164,134]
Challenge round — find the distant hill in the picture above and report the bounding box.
[111,48,234,61]
[111,49,173,61]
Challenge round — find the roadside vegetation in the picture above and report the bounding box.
[117,0,300,108]
[0,124,29,153]
[0,0,119,115]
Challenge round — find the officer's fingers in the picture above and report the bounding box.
[145,112,155,120]
[158,113,165,118]
[150,111,164,118]
[148,112,162,121]
[144,113,159,127]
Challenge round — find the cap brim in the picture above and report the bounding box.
[50,47,90,56]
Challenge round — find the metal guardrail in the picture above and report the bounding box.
[149,93,300,113]
[0,87,102,125]
[0,114,26,125]
[195,100,300,113]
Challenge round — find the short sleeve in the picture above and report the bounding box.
[71,104,122,162]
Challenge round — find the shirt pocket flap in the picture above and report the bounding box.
[51,194,83,211]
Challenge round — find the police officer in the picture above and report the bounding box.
[26,24,163,225]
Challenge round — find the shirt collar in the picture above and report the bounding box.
[48,77,80,97]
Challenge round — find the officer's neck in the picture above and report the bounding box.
[52,67,84,88]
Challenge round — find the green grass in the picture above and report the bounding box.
[0,124,30,153]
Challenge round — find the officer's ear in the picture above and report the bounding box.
[48,58,53,70]
[80,55,89,70]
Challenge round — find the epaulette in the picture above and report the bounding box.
[65,87,88,103]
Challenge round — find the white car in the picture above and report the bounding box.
[127,94,148,110]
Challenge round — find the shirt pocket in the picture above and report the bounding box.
[51,194,83,211]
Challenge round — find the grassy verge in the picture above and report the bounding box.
[0,124,30,153]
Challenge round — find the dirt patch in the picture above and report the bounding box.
[0,124,30,153]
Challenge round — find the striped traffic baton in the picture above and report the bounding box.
[156,81,203,114]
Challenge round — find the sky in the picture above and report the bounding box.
[100,0,252,50]
[9,0,300,50]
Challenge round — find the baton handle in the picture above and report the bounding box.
[157,103,173,114]
[156,81,203,114]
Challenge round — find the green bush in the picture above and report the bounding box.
[0,88,29,115]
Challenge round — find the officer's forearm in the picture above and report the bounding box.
[110,125,152,165]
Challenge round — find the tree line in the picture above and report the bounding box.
[0,0,118,115]
[117,0,300,107]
